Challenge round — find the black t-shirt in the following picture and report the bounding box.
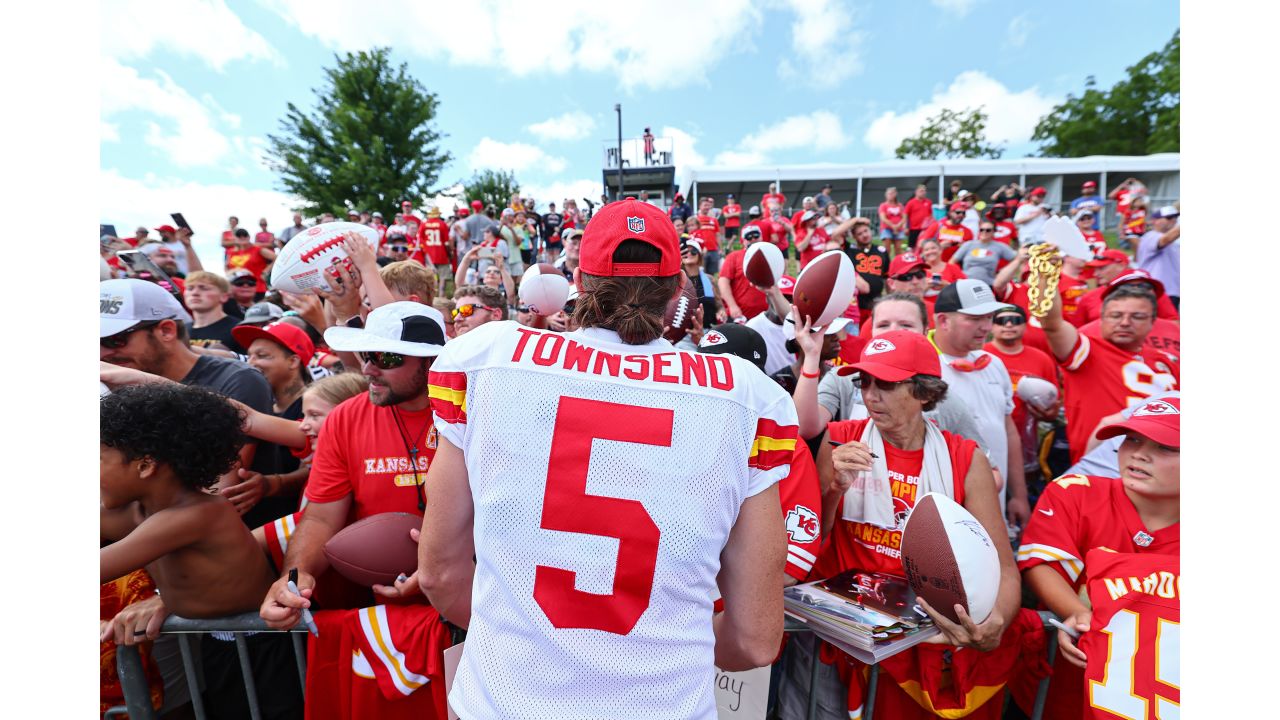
[222,298,247,320]
[242,395,304,529]
[189,315,245,353]
[845,244,890,311]
[542,212,563,242]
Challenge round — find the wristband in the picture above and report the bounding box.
[801,369,820,379]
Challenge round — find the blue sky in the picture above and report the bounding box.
[101,0,1178,266]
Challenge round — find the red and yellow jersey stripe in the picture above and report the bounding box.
[427,371,467,424]
[748,417,798,471]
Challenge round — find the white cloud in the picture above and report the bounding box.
[468,138,567,174]
[520,179,605,213]
[102,0,283,70]
[741,110,850,153]
[930,0,980,17]
[780,0,863,88]
[527,111,597,142]
[262,0,762,91]
[1006,13,1033,48]
[712,150,768,167]
[662,126,707,187]
[102,122,120,143]
[863,71,1059,157]
[101,58,234,167]
[100,168,300,276]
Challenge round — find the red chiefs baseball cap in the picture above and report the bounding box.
[470,200,484,210]
[837,329,941,380]
[579,198,680,277]
[888,252,926,277]
[948,202,969,213]
[154,224,177,233]
[1087,248,1129,268]
[1082,180,1098,189]
[1095,396,1179,448]
[777,275,796,297]
[458,208,471,217]
[1104,268,1166,299]
[1029,186,1047,196]
[231,321,315,362]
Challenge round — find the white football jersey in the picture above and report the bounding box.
[429,321,798,720]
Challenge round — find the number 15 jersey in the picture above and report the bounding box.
[429,321,798,720]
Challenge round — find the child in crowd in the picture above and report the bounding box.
[100,383,302,719]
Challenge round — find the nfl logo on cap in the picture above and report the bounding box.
[627,216,646,233]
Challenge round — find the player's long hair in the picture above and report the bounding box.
[573,240,680,345]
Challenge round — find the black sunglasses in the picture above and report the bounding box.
[358,351,407,369]
[858,375,910,392]
[101,321,162,349]
[516,304,533,313]
[390,245,409,252]
[993,315,1025,326]
[230,278,257,287]
[562,300,576,315]
[894,270,927,282]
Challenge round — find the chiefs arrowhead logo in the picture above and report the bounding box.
[700,330,727,347]
[785,505,820,543]
[865,338,896,355]
[1134,400,1179,417]
[627,216,646,233]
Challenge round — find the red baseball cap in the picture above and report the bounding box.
[1096,396,1179,448]
[777,275,796,297]
[1029,187,1047,196]
[579,198,680,277]
[1086,249,1129,268]
[231,321,315,362]
[470,200,484,210]
[888,252,926,278]
[948,202,969,213]
[154,224,177,233]
[1082,180,1098,189]
[836,330,941,380]
[458,208,471,217]
[1104,269,1166,299]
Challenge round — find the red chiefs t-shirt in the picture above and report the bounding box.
[1059,333,1179,463]
[720,248,768,319]
[904,197,934,230]
[918,221,972,261]
[761,192,786,211]
[1080,317,1180,361]
[1072,285,1179,326]
[224,246,271,293]
[992,220,1018,246]
[695,213,719,253]
[1057,274,1088,319]
[995,283,1054,357]
[722,203,742,228]
[743,219,775,250]
[419,217,451,266]
[925,262,966,287]
[878,201,905,230]
[780,444,822,581]
[796,227,830,268]
[1014,473,1180,720]
[810,419,975,579]
[983,343,1059,431]
[305,394,438,521]
[1081,229,1107,257]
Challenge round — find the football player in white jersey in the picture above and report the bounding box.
[417,198,800,719]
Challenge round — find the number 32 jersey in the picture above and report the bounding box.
[429,321,798,720]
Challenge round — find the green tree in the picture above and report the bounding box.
[462,169,521,216]
[266,48,451,217]
[1033,31,1179,157]
[895,107,1004,160]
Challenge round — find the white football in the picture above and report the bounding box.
[792,250,857,327]
[270,222,381,293]
[518,263,570,316]
[743,242,784,287]
[900,493,1001,625]
[1016,375,1058,411]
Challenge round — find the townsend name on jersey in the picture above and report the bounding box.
[510,327,736,390]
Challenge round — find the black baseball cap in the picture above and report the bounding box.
[697,323,767,371]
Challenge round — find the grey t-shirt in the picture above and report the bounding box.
[953,240,1016,286]
[181,355,272,414]
[815,370,985,444]
[462,215,498,254]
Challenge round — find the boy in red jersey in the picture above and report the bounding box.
[1015,396,1179,720]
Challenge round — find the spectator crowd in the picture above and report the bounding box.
[100,175,1179,720]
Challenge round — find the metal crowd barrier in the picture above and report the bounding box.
[110,611,1061,720]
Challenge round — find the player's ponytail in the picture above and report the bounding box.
[573,239,680,345]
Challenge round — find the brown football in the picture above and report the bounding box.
[663,275,701,343]
[899,493,1000,625]
[323,512,422,587]
[792,250,856,327]
[743,242,783,288]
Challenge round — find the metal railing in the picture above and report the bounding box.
[111,611,1060,720]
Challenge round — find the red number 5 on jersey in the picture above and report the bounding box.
[533,397,672,635]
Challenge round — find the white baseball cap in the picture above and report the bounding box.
[323,302,447,357]
[100,278,192,337]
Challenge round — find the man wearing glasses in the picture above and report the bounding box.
[917,201,973,261]
[1033,260,1179,465]
[451,284,507,337]
[261,302,450,623]
[100,278,273,503]
[951,220,1016,287]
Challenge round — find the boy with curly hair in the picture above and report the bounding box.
[100,383,301,719]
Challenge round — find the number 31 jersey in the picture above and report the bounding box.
[429,321,798,720]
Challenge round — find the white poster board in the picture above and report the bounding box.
[714,665,770,719]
